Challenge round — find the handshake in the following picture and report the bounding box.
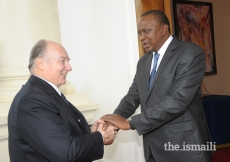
[90,114,131,145]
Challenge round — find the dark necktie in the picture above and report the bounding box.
[61,93,69,106]
[148,52,160,91]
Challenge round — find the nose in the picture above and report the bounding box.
[139,33,146,42]
[66,62,72,71]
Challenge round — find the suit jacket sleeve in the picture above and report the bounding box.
[114,44,206,135]
[17,93,103,162]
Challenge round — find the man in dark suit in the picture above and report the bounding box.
[8,39,116,162]
[101,10,212,162]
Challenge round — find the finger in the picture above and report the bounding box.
[96,123,103,131]
[102,122,108,131]
[103,122,113,131]
[104,139,114,145]
[101,117,115,125]
[108,140,114,145]
[113,126,118,130]
[91,120,104,132]
[90,125,95,132]
[94,119,105,125]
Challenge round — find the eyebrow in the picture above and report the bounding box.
[60,56,71,61]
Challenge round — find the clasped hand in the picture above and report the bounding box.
[91,114,131,145]
[90,119,118,145]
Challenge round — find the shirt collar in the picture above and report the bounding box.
[34,75,61,96]
[157,35,173,55]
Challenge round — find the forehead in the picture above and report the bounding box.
[137,15,159,30]
[46,42,69,58]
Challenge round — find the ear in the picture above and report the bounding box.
[35,57,45,71]
[161,24,169,35]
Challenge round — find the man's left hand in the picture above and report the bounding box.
[101,114,131,130]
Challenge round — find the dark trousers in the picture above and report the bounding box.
[148,156,156,162]
[148,147,156,162]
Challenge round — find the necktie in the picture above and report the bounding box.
[148,52,160,91]
[61,93,69,106]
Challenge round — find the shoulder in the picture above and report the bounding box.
[137,52,151,65]
[14,83,59,114]
[175,39,204,53]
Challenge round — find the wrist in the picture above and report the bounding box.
[97,130,105,141]
[127,119,134,130]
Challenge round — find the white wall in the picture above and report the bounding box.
[57,0,145,161]
[0,0,61,161]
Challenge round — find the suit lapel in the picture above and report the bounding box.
[146,37,178,99]
[29,75,89,134]
[69,103,91,133]
[145,52,153,93]
[49,94,89,134]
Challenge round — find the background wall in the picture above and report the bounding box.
[180,0,230,95]
[1,0,229,161]
[0,0,61,161]
[57,0,145,162]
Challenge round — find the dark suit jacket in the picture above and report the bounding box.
[8,75,103,162]
[114,37,211,162]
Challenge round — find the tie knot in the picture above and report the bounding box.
[61,93,69,105]
[155,53,160,59]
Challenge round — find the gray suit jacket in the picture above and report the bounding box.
[114,37,211,162]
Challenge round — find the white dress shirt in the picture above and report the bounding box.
[34,75,61,96]
[150,35,173,74]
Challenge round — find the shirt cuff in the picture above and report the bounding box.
[97,131,104,141]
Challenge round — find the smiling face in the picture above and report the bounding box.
[138,14,170,52]
[41,42,72,87]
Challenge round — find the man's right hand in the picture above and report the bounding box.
[96,123,117,145]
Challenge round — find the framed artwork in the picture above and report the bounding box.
[173,1,217,75]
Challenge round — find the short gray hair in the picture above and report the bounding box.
[28,39,47,73]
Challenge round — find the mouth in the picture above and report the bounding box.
[62,73,67,77]
[143,42,150,49]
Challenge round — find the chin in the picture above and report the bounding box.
[62,80,67,84]
[145,47,154,53]
[58,81,67,87]
[145,49,153,53]
[61,81,66,85]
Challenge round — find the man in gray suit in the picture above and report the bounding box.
[101,10,212,162]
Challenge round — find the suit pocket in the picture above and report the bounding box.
[168,120,196,133]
